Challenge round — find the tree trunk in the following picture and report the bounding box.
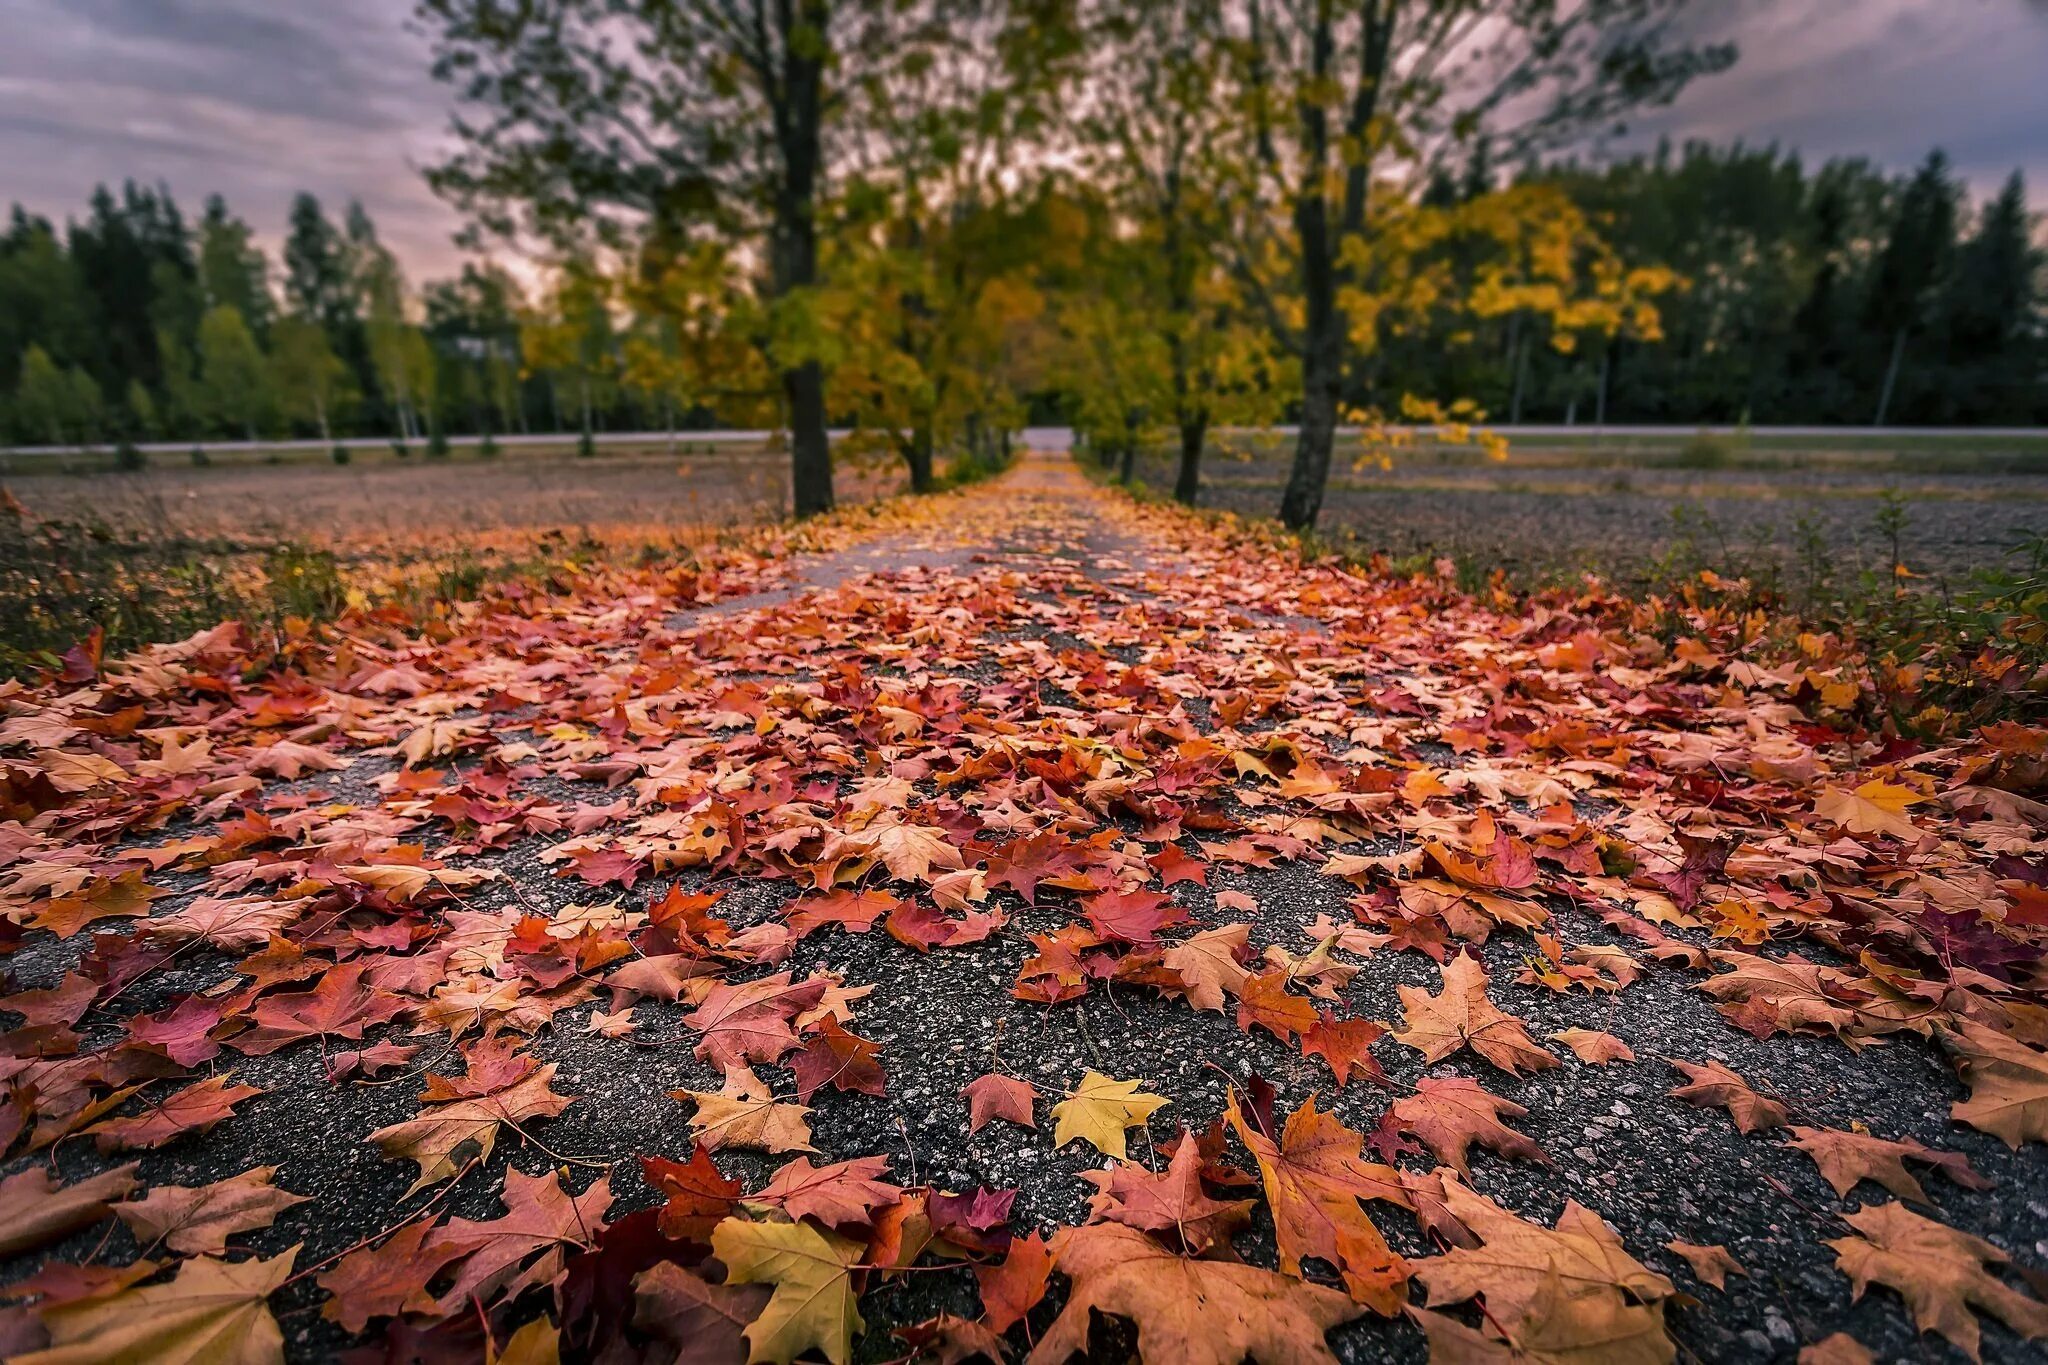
[1282,347,1339,529]
[773,0,833,518]
[1874,327,1907,426]
[1508,322,1529,424]
[903,426,935,494]
[1117,436,1137,485]
[1596,343,1612,427]
[1173,413,1206,505]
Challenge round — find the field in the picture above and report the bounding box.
[1129,429,2048,588]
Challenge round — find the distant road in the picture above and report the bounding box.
[4,423,2044,462]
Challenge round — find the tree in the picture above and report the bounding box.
[124,379,159,440]
[269,316,351,447]
[623,241,772,452]
[197,304,270,440]
[416,0,984,516]
[1865,150,1959,425]
[1073,0,1281,504]
[198,195,275,341]
[1941,172,2040,422]
[1211,1,1732,528]
[14,344,70,444]
[523,258,615,455]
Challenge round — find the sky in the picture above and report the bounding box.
[1,0,2044,282]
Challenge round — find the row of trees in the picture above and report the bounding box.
[6,3,2043,526]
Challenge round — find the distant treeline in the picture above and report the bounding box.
[1402,141,2044,428]
[0,187,690,451]
[0,138,2042,451]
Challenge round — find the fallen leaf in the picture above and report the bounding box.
[1667,1059,1787,1134]
[1049,1070,1169,1159]
[1665,1239,1745,1289]
[114,1165,308,1256]
[15,1246,296,1365]
[961,1073,1038,1133]
[1393,953,1558,1076]
[712,1216,866,1365]
[1828,1199,2048,1362]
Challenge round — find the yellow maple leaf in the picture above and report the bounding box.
[1813,781,1925,841]
[711,1216,865,1365]
[1050,1070,1169,1159]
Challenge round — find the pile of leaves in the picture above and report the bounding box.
[3,464,2047,1364]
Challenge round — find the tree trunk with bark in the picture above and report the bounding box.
[774,2,834,518]
[1174,413,1206,505]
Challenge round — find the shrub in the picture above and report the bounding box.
[1672,431,1736,470]
[331,445,351,465]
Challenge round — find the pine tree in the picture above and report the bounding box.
[197,304,270,440]
[1865,151,1959,424]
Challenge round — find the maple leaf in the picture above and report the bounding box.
[1667,1060,1787,1134]
[15,1246,296,1365]
[895,1313,1013,1365]
[977,1230,1055,1333]
[789,1017,887,1102]
[113,1165,309,1256]
[1941,1019,2048,1147]
[1695,951,1868,1039]
[1641,832,1735,911]
[1393,953,1558,1076]
[30,869,165,938]
[1786,1124,1990,1203]
[1550,1027,1637,1065]
[0,1162,138,1257]
[1236,968,1319,1043]
[1161,922,1252,1012]
[369,1063,574,1195]
[673,1066,818,1155]
[1081,888,1189,946]
[1828,1200,2048,1362]
[961,1073,1039,1133]
[1665,1240,1745,1290]
[1050,1069,1169,1159]
[844,818,966,883]
[683,972,831,1074]
[1424,832,1539,891]
[641,1145,742,1240]
[1028,1222,1365,1365]
[1386,1076,1549,1177]
[316,1218,458,1331]
[1224,1091,1410,1311]
[87,1073,264,1152]
[1150,842,1209,888]
[1813,779,1926,841]
[1799,1333,1876,1365]
[1410,1264,1676,1365]
[1080,1135,1255,1254]
[633,1261,770,1364]
[1412,1177,1676,1334]
[712,1215,867,1365]
[427,1167,614,1313]
[1302,1012,1388,1086]
[755,1154,903,1228]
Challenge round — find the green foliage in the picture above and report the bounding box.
[1672,431,1738,469]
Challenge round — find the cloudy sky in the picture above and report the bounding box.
[2,0,2043,282]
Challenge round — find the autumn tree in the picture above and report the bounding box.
[14,345,72,445]
[524,259,617,457]
[1210,0,1732,528]
[417,1,981,515]
[1071,0,1282,504]
[623,241,773,453]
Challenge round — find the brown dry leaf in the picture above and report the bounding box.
[1027,1222,1364,1365]
[12,1245,296,1365]
[1942,1020,2048,1148]
[1394,953,1558,1076]
[1667,1059,1787,1134]
[1664,1239,1745,1289]
[1224,1091,1411,1313]
[1162,922,1252,1012]
[1080,1135,1255,1254]
[86,1074,265,1152]
[673,1065,817,1155]
[113,1165,309,1256]
[1797,1332,1874,1364]
[0,1162,139,1257]
[977,1230,1055,1334]
[1413,1177,1676,1321]
[1386,1076,1549,1178]
[633,1261,770,1364]
[1786,1125,1989,1203]
[1551,1028,1637,1065]
[1828,1200,2048,1362]
[369,1064,574,1194]
[1409,1266,1676,1364]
